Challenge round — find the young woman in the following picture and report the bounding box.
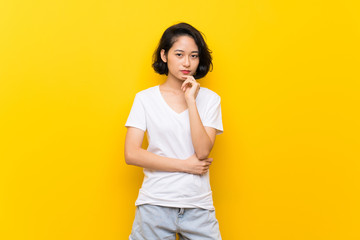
[125,22,223,240]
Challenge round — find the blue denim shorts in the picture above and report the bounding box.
[129,204,222,240]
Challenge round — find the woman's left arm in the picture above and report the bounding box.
[182,77,217,160]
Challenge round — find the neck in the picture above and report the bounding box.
[161,73,183,91]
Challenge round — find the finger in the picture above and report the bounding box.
[182,83,193,93]
[188,76,196,81]
[202,162,209,167]
[181,77,197,89]
[181,76,192,86]
[202,160,212,166]
[181,78,191,91]
[206,158,213,163]
[190,78,198,85]
[204,162,211,168]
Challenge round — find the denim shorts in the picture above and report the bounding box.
[129,204,222,240]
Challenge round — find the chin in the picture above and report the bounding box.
[177,75,187,81]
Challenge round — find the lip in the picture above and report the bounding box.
[181,70,191,74]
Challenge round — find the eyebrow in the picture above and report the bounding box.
[174,49,199,53]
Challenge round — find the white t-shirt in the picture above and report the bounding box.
[125,85,223,210]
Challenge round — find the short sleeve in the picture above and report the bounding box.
[125,93,146,131]
[203,94,223,135]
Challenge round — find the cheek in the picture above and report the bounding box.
[166,60,179,73]
[194,60,200,69]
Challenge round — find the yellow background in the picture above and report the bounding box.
[1,0,359,239]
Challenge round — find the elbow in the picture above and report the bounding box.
[124,149,135,165]
[195,142,214,160]
[196,150,211,160]
[196,146,214,160]
[125,144,143,166]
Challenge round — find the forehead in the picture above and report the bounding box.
[171,35,198,51]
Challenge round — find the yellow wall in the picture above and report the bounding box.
[1,0,359,239]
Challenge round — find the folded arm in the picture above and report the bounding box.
[124,127,213,175]
[187,101,217,160]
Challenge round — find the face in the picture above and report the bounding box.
[160,35,200,81]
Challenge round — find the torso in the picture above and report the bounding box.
[125,85,222,210]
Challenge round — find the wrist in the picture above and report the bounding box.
[185,97,196,106]
[178,159,188,173]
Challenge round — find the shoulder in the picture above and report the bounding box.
[198,87,221,101]
[134,85,158,100]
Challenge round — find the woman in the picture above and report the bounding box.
[125,22,223,240]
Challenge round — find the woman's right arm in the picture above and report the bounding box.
[124,127,213,175]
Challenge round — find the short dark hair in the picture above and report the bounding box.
[152,22,213,79]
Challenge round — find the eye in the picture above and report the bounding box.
[191,55,199,58]
[175,53,182,57]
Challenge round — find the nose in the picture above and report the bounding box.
[183,56,190,67]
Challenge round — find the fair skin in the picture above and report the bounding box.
[125,35,217,175]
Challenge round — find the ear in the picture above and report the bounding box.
[160,49,167,63]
